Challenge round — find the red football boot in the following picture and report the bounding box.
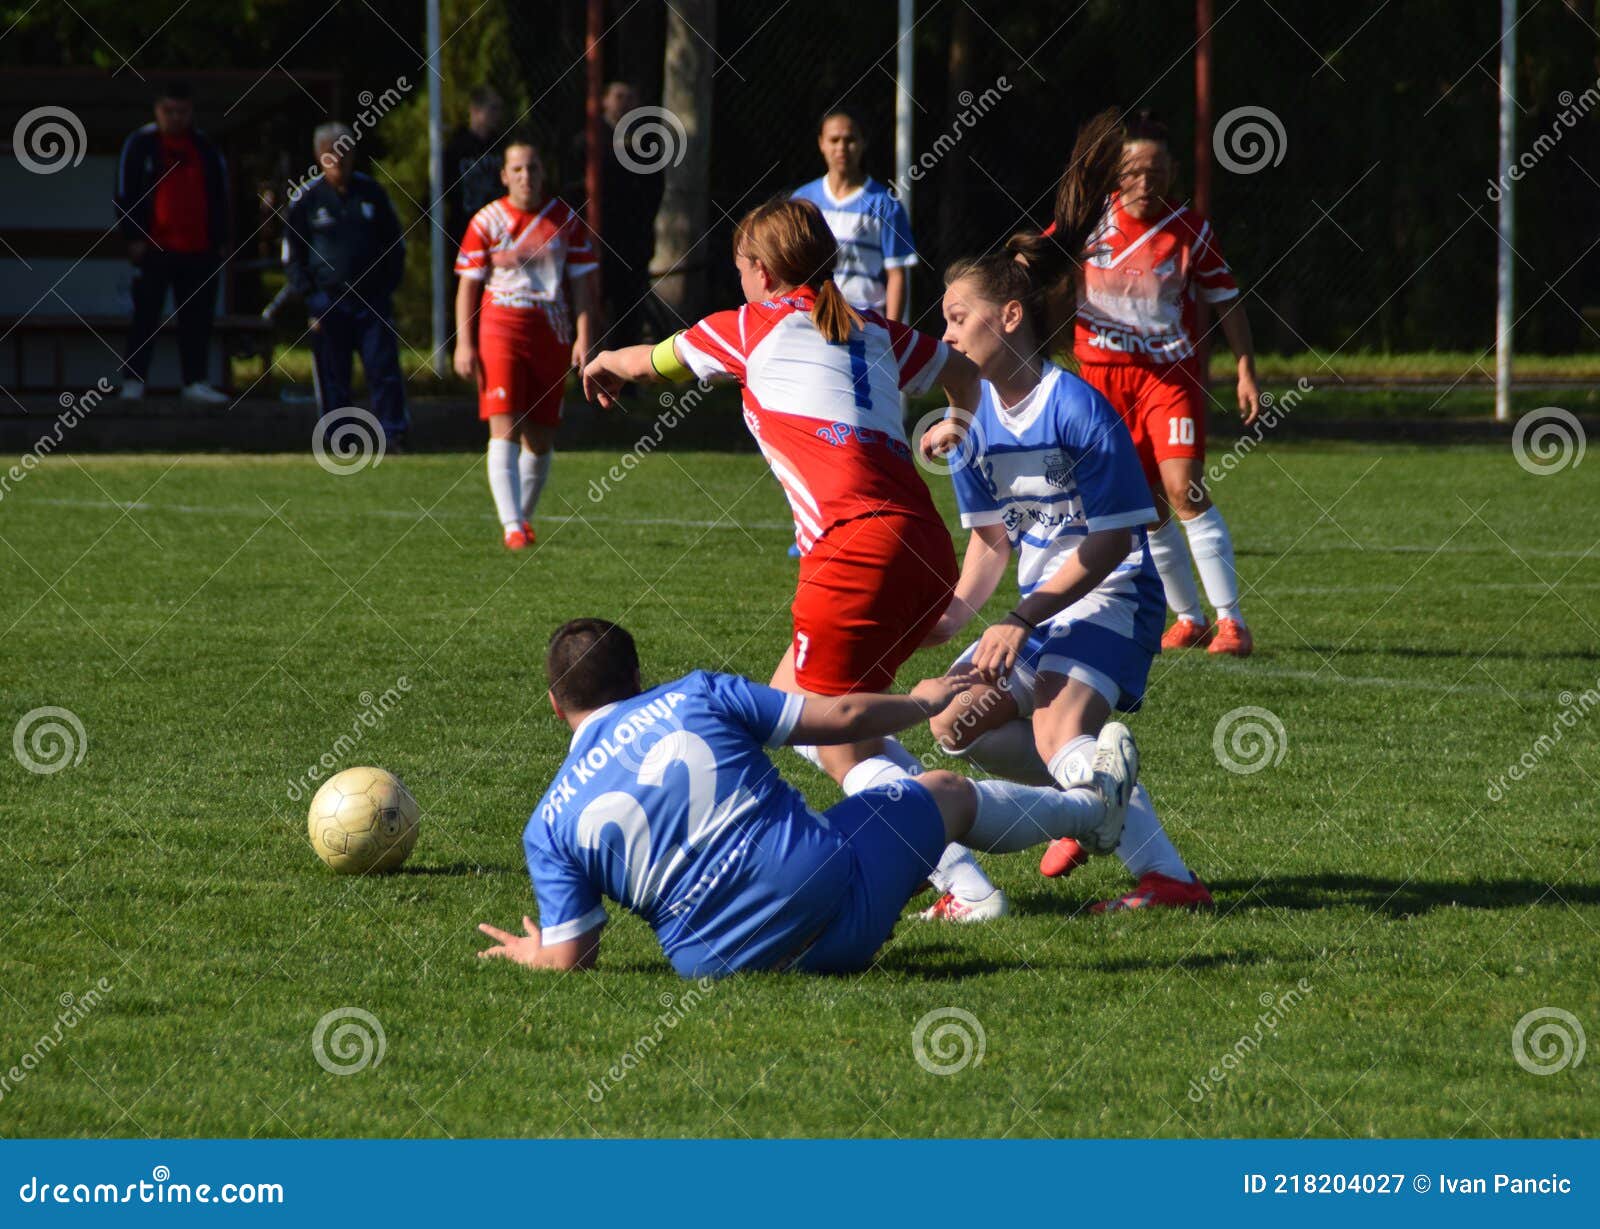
[1091,871,1215,914]
[1039,837,1089,879]
[1162,617,1212,650]
[1207,618,1253,657]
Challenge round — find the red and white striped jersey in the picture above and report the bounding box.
[1073,195,1239,368]
[455,195,598,343]
[677,287,948,553]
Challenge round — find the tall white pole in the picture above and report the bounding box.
[895,0,914,322]
[427,0,446,375]
[1495,0,1515,422]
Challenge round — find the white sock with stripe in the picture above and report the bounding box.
[1149,517,1204,624]
[487,438,521,532]
[1181,506,1243,624]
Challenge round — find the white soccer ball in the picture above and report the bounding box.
[307,766,420,874]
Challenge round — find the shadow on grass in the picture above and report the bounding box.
[1211,873,1600,916]
[398,861,522,877]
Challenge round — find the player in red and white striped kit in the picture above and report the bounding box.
[455,136,597,550]
[581,198,982,798]
[1072,112,1262,657]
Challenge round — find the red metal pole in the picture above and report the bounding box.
[585,0,604,302]
[1194,0,1214,387]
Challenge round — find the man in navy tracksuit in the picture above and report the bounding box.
[282,123,409,446]
[114,80,230,401]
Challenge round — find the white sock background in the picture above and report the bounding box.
[1149,517,1204,622]
[1182,506,1243,623]
[486,438,521,531]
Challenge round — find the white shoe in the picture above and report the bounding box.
[1087,721,1139,855]
[120,380,145,401]
[181,381,229,404]
[917,888,1009,923]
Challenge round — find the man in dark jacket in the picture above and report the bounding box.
[114,80,229,402]
[282,122,409,447]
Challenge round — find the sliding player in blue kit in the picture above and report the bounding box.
[474,618,1140,978]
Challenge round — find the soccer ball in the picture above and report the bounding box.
[307,766,420,874]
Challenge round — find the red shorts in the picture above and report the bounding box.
[476,309,569,425]
[791,512,957,696]
[1079,361,1206,491]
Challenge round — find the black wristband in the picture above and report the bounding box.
[1007,610,1038,632]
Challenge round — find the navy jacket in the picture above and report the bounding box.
[282,173,406,315]
[114,123,229,251]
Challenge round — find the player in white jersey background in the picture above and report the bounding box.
[918,112,1213,919]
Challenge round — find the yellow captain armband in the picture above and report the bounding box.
[650,333,693,382]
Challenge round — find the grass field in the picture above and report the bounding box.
[2,436,1596,1138]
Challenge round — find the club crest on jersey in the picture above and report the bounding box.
[1043,450,1071,488]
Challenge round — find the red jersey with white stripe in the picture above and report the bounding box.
[676,288,948,554]
[455,195,597,343]
[1073,195,1238,368]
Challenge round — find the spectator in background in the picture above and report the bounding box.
[282,123,409,448]
[444,85,506,251]
[792,106,917,321]
[114,80,230,402]
[593,81,664,347]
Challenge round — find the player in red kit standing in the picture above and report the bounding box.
[455,136,598,550]
[1072,112,1262,657]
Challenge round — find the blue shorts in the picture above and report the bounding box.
[953,617,1155,713]
[795,781,947,974]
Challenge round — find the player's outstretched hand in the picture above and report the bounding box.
[477,916,544,967]
[970,620,1029,684]
[582,353,626,410]
[919,415,967,463]
[910,669,982,715]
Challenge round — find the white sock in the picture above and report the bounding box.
[1181,506,1243,624]
[1115,784,1190,880]
[791,744,824,769]
[487,439,522,531]
[965,779,1106,853]
[949,720,1052,786]
[877,736,925,776]
[929,843,997,904]
[1149,517,1204,623]
[1046,734,1098,791]
[519,448,552,522]
[841,755,911,796]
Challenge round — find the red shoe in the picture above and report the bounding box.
[521,520,537,545]
[1091,871,1214,914]
[503,526,529,551]
[1207,618,1253,657]
[1039,837,1089,879]
[1162,617,1212,650]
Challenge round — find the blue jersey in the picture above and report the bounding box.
[791,176,917,312]
[524,672,851,977]
[951,363,1164,650]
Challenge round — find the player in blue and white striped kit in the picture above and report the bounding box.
[916,210,1213,920]
[474,619,1141,978]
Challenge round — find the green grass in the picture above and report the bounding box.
[1,439,1596,1138]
